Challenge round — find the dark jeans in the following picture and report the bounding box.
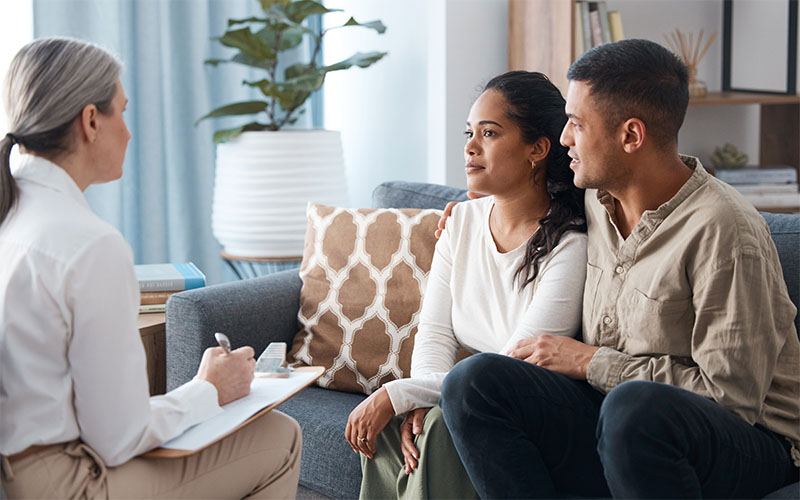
[440,353,797,499]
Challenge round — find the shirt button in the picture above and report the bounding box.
[615,265,624,274]
[603,316,612,325]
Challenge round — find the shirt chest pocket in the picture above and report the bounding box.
[621,288,694,355]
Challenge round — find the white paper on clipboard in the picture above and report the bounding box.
[160,369,319,451]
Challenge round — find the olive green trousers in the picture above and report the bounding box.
[359,406,478,500]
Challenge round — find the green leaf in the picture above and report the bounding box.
[256,25,308,52]
[204,55,273,70]
[204,58,228,67]
[197,101,270,124]
[216,27,275,60]
[244,77,320,111]
[214,125,247,143]
[342,17,387,34]
[288,72,325,91]
[284,0,339,23]
[262,4,294,26]
[256,0,291,12]
[323,51,387,73]
[284,63,315,80]
[244,79,297,110]
[213,121,273,143]
[231,53,274,70]
[227,17,267,27]
[283,64,326,93]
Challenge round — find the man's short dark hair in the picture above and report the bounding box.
[567,39,689,147]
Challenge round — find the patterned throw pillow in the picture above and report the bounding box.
[288,203,442,394]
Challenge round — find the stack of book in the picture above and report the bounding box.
[135,262,206,314]
[574,0,624,59]
[716,167,800,210]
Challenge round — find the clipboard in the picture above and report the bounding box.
[145,366,323,458]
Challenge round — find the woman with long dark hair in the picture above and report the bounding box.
[345,71,588,499]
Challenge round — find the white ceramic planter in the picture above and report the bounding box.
[212,130,348,258]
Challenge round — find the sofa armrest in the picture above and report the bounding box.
[165,269,303,390]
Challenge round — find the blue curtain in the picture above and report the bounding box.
[33,0,322,284]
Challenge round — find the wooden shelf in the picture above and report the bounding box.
[755,206,800,214]
[690,92,800,107]
[508,0,800,174]
[138,312,166,395]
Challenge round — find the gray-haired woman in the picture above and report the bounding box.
[0,37,301,499]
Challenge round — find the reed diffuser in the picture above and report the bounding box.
[664,29,717,98]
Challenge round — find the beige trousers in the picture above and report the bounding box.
[0,410,301,499]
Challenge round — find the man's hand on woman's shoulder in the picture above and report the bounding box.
[435,191,485,239]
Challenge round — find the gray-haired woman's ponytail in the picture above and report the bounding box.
[0,133,18,225]
[0,37,122,226]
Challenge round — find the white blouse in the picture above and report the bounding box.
[384,196,588,414]
[0,155,221,466]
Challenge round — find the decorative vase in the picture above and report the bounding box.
[688,67,708,98]
[212,130,348,266]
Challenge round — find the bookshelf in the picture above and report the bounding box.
[508,0,800,212]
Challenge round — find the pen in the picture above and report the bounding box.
[214,332,232,355]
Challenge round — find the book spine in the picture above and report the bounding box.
[589,9,603,47]
[734,183,799,195]
[573,3,585,60]
[580,2,592,51]
[608,10,625,42]
[140,290,179,305]
[139,278,187,292]
[717,169,798,185]
[597,1,611,43]
[139,303,167,314]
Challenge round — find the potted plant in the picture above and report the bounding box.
[199,0,386,265]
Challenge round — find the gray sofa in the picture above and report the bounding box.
[166,181,800,500]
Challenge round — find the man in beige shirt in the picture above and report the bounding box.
[440,39,799,498]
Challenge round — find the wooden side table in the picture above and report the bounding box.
[138,312,166,396]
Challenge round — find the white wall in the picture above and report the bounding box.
[323,0,507,206]
[433,0,508,188]
[323,0,431,207]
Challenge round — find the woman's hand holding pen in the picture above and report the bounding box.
[194,344,256,406]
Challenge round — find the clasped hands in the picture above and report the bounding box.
[504,335,600,380]
[345,387,432,474]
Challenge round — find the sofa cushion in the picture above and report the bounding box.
[277,387,365,499]
[760,212,800,335]
[372,180,469,210]
[288,203,442,394]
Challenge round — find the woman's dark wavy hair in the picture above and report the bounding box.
[483,71,586,290]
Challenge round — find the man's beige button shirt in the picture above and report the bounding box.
[583,156,800,465]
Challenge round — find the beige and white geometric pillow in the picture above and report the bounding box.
[288,203,442,394]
